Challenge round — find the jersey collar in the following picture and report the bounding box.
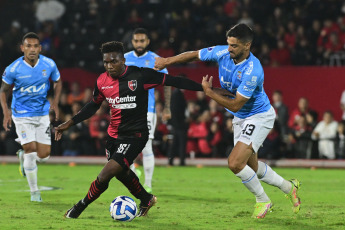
[133,51,148,58]
[233,52,251,66]
[23,56,40,68]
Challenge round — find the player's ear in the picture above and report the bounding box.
[20,44,24,52]
[147,38,150,45]
[39,44,42,53]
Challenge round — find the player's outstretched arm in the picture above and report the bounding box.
[164,75,203,91]
[51,79,62,121]
[154,51,200,71]
[0,82,12,131]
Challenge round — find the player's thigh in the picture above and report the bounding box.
[234,109,275,154]
[105,136,148,170]
[147,112,157,139]
[12,116,37,149]
[35,115,51,146]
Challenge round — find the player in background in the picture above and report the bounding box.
[125,28,171,193]
[55,41,207,218]
[154,23,301,219]
[0,32,62,202]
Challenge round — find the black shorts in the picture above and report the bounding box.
[105,135,148,169]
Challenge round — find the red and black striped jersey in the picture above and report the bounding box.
[92,65,167,139]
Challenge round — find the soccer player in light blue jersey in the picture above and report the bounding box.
[155,24,301,219]
[0,32,62,202]
[124,28,171,193]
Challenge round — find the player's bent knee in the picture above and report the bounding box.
[228,159,245,174]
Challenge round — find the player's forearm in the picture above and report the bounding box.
[166,51,200,66]
[164,75,203,91]
[0,92,10,115]
[71,100,101,124]
[163,86,171,109]
[205,89,242,112]
[53,80,62,105]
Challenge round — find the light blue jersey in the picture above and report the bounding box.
[2,55,61,117]
[199,45,271,119]
[125,51,168,113]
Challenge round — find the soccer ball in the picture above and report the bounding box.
[109,196,137,222]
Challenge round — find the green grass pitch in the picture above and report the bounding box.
[0,163,344,230]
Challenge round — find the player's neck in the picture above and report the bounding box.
[24,57,39,67]
[233,52,250,64]
[134,51,147,57]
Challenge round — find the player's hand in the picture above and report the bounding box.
[50,102,59,121]
[154,57,167,70]
[2,112,12,131]
[54,120,74,141]
[162,108,171,122]
[202,75,213,94]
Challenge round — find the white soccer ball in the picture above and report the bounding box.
[109,196,137,222]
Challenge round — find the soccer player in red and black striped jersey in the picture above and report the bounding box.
[54,41,204,218]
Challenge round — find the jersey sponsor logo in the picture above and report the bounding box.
[112,103,136,109]
[128,80,137,91]
[106,96,137,110]
[18,75,31,79]
[10,61,20,72]
[106,95,136,104]
[101,86,113,90]
[220,76,233,89]
[42,69,47,76]
[20,83,46,93]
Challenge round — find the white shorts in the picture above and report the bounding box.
[147,112,157,139]
[12,115,51,145]
[233,106,276,153]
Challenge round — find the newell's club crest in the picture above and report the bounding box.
[128,80,137,91]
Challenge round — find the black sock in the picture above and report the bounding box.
[82,177,109,205]
[116,169,151,204]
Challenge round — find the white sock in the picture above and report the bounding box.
[36,155,50,163]
[235,165,270,203]
[142,139,154,188]
[23,152,39,192]
[256,161,292,194]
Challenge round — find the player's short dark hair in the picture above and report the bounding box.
[133,28,149,38]
[22,32,40,44]
[100,41,124,56]
[273,90,282,95]
[226,23,253,43]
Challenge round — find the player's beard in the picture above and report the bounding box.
[230,51,244,63]
[134,47,147,56]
